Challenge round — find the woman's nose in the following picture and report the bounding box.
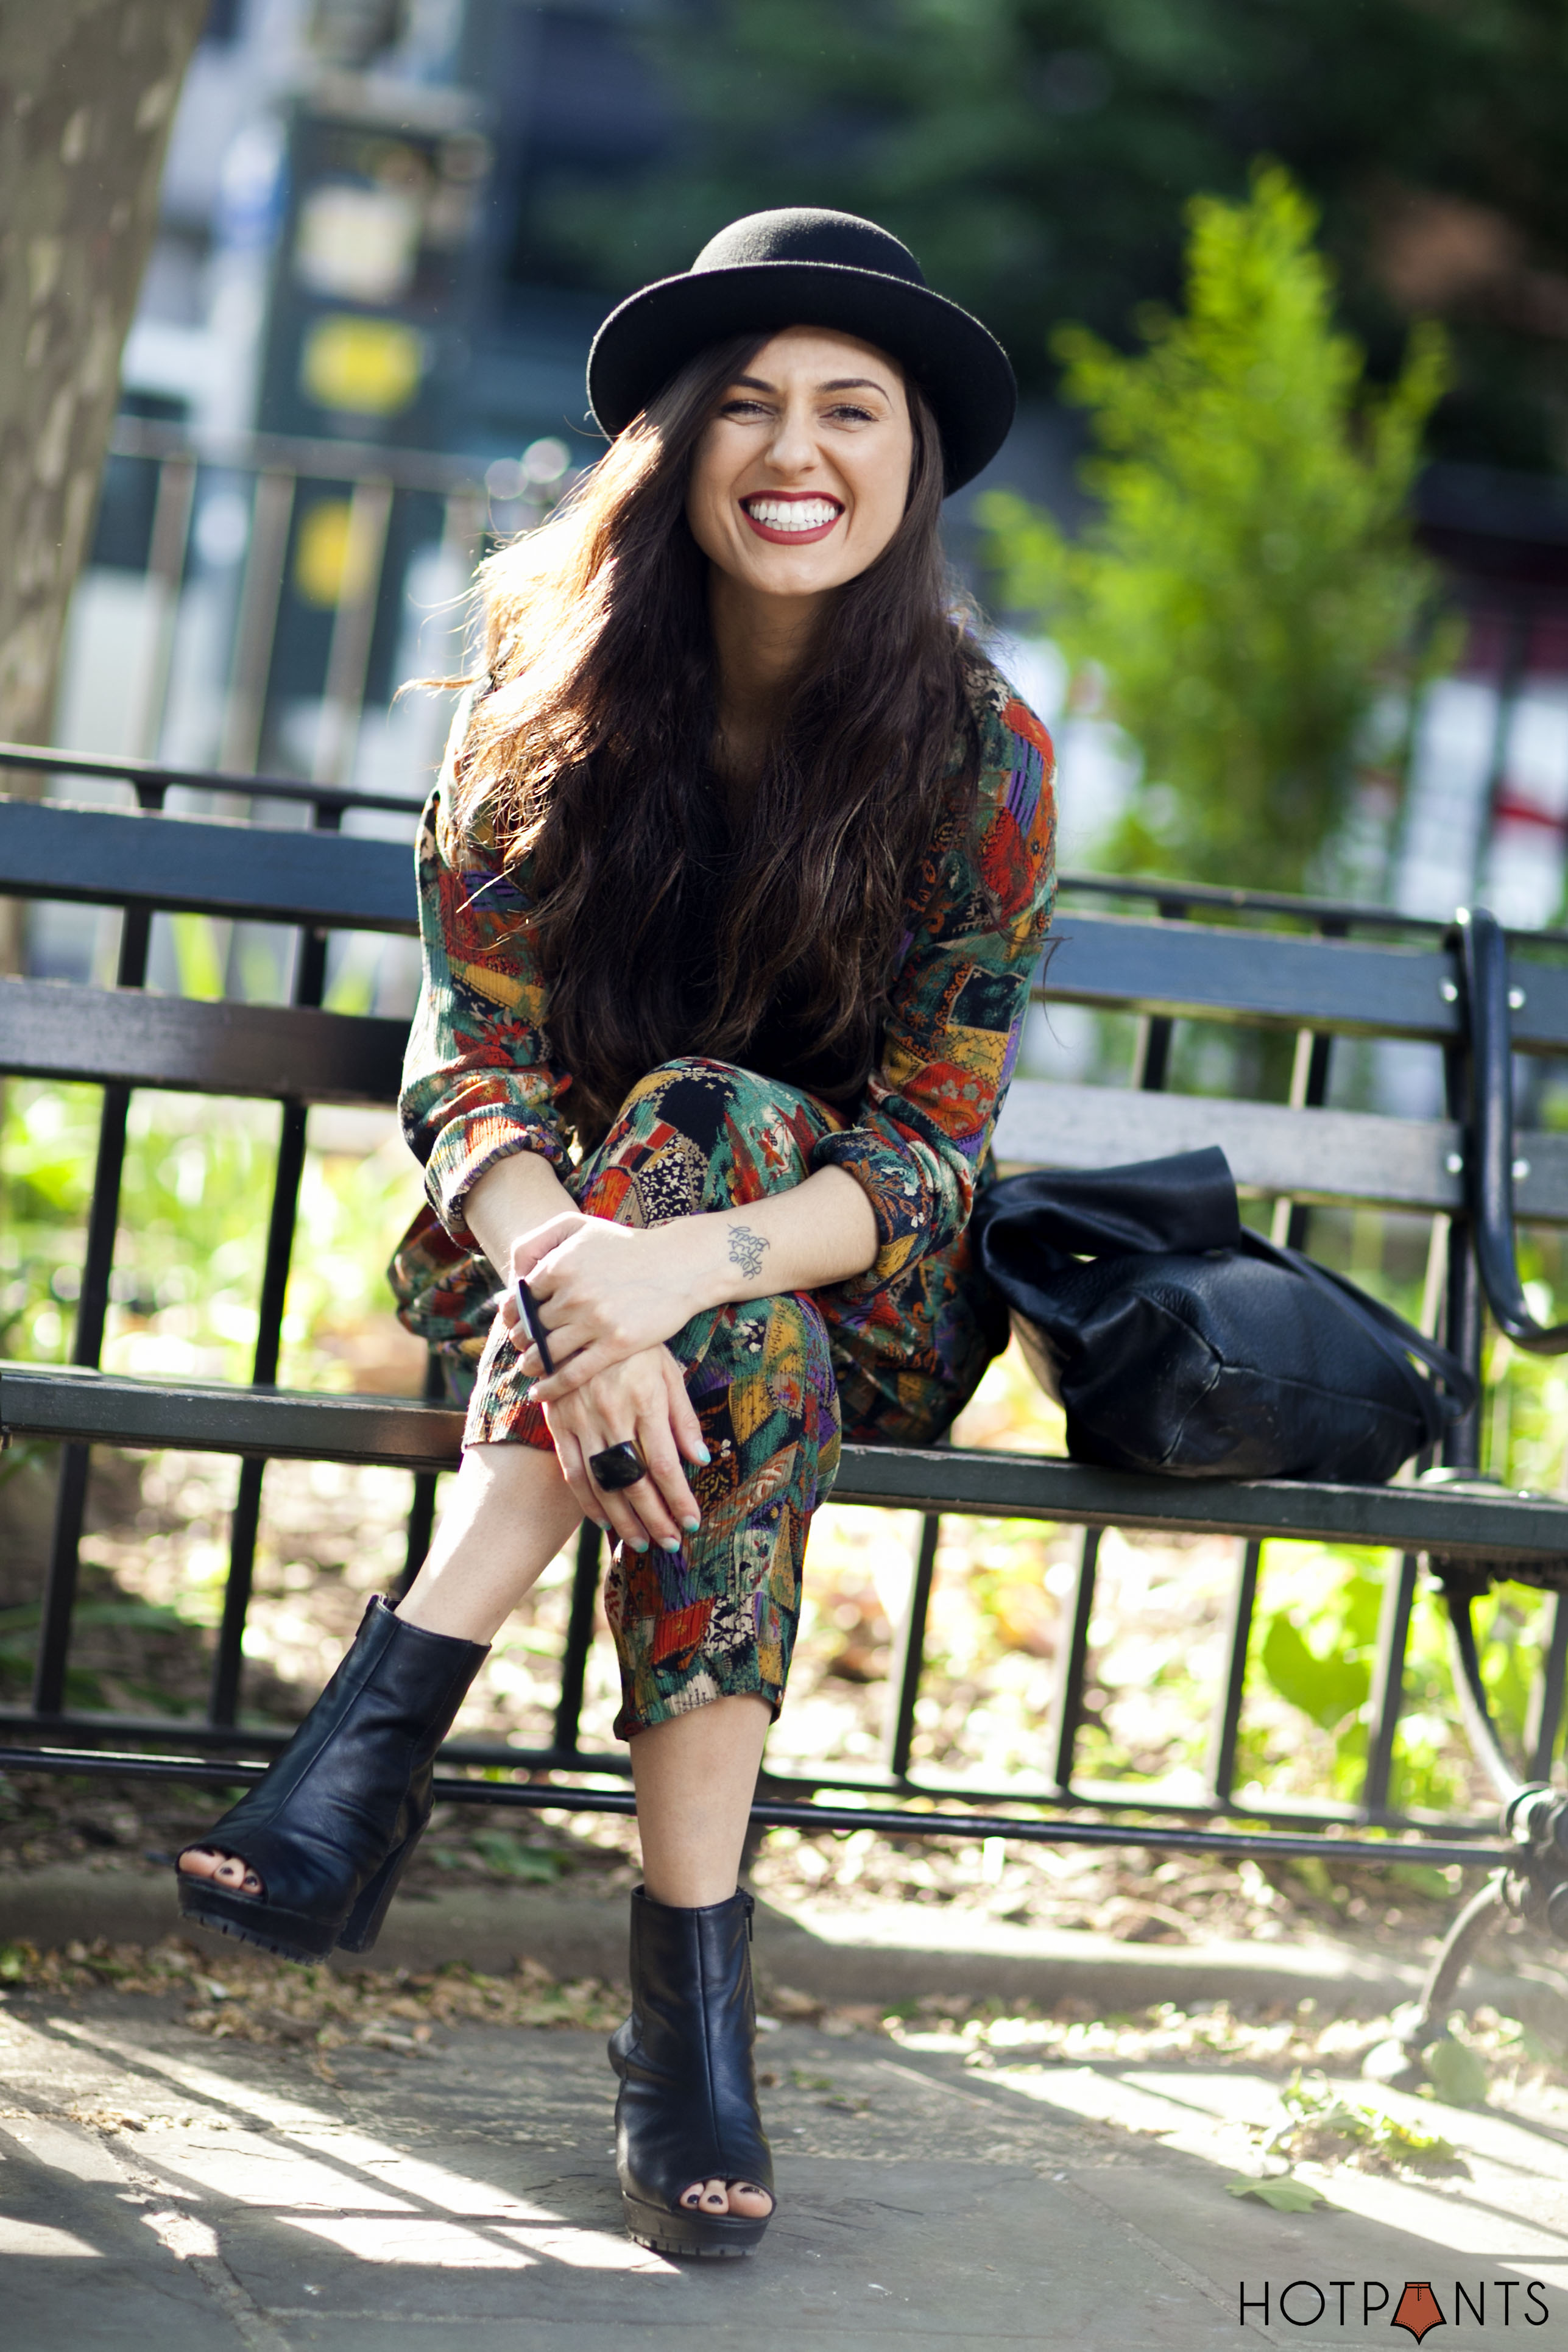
[763,400,819,473]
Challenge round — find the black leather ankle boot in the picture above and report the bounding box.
[176,1596,487,1962]
[609,1885,775,2258]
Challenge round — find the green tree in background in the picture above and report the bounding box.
[546,0,1568,473]
[981,168,1452,895]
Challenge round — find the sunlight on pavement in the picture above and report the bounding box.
[139,2125,420,2211]
[984,2057,1568,2281]
[503,2226,673,2273]
[39,2015,674,2275]
[0,2220,104,2256]
[285,2128,573,2220]
[283,2213,672,2274]
[287,2214,537,2265]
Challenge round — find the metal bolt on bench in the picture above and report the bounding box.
[6,742,1568,2058]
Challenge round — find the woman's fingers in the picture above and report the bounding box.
[524,1337,623,1402]
[548,1424,599,1530]
[510,1213,588,1284]
[660,1349,708,1464]
[556,1427,652,1555]
[542,1350,701,1554]
[634,1402,702,1538]
[545,1394,662,1554]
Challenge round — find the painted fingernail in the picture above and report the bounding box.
[660,1536,682,1554]
[692,1443,711,1464]
[682,1514,701,1532]
[632,1537,649,1553]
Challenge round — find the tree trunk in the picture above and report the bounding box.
[0,0,208,818]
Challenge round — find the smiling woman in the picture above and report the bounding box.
[686,328,917,794]
[174,207,1053,2264]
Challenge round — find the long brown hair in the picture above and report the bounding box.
[450,331,985,1143]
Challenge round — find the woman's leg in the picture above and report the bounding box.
[178,1444,581,1895]
[630,1693,773,2221]
[197,1058,830,2233]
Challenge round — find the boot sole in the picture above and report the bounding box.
[175,1830,420,1965]
[177,1881,339,1963]
[621,2193,769,2258]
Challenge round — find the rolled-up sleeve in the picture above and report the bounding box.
[811,681,1056,1294]
[399,699,573,1250]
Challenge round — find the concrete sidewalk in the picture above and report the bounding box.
[5,1972,1568,2349]
[9,1857,1568,2034]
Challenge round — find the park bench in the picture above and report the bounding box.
[5,738,1568,2030]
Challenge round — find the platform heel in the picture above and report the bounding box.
[610,1885,775,2258]
[175,1597,487,1963]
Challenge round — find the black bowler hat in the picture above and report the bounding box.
[587,208,1017,495]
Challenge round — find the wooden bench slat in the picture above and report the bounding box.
[4,1362,1567,1568]
[995,1079,1568,1224]
[0,796,415,934]
[1046,911,1568,1054]
[0,979,406,1106]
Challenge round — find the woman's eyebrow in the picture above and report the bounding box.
[726,374,892,396]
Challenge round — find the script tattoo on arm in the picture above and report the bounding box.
[727,1224,769,1283]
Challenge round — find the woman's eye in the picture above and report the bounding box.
[721,398,770,419]
[827,403,876,423]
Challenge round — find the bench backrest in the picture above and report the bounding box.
[12,791,1568,1302]
[5,776,1565,1817]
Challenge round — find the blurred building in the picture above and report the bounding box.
[46,0,1568,969]
[52,0,673,809]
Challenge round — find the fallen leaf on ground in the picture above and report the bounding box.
[1227,2175,1327,2211]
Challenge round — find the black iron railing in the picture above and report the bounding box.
[5,740,1566,1882]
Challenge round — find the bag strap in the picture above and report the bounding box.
[1459,907,1568,1355]
[1240,1229,1477,1436]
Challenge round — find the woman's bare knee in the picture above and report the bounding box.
[398,1443,581,1644]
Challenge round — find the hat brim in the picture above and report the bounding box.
[587,260,1016,495]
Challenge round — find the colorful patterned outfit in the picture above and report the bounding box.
[392,662,1055,1737]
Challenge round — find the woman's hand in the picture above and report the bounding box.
[503,1212,705,1397]
[542,1341,707,1553]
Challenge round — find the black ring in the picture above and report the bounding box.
[588,1441,647,1491]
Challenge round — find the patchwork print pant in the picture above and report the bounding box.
[391,1058,1006,1739]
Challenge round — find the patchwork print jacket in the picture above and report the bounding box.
[400,659,1056,1298]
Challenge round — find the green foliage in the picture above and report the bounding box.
[1426,2033,1490,2109]
[468,1831,570,1884]
[0,1079,424,1391]
[1260,1612,1371,1738]
[983,166,1451,892]
[1274,2069,1461,2159]
[0,1597,192,1709]
[1251,1544,1550,1813]
[548,0,1568,469]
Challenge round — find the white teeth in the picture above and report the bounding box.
[744,498,840,532]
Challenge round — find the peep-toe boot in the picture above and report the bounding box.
[609,1885,775,2258]
[176,1596,487,1962]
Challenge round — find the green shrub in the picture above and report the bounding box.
[983,163,1452,894]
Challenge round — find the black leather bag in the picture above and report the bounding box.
[970,1146,1476,1483]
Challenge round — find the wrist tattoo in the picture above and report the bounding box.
[727,1223,769,1282]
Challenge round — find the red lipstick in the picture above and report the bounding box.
[739,493,844,546]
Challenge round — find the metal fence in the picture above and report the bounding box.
[71,414,578,794]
